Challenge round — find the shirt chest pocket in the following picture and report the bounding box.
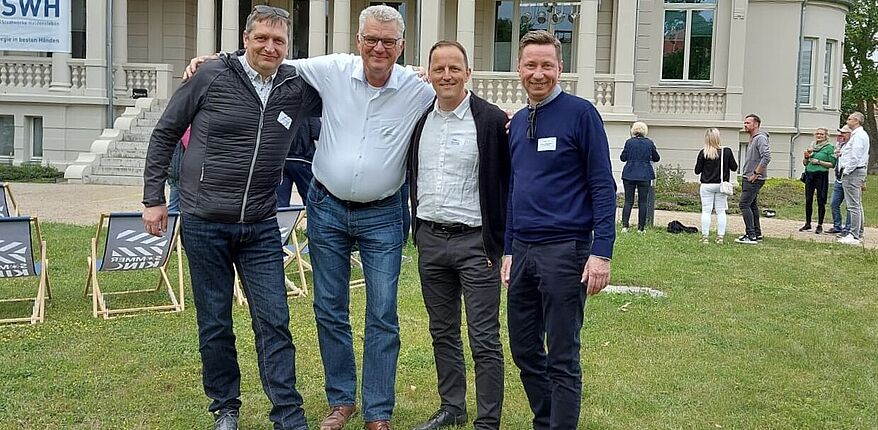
[371,118,402,148]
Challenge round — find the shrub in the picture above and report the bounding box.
[0,164,64,183]
[654,164,687,194]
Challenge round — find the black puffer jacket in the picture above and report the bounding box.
[143,51,321,223]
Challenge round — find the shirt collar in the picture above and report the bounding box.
[432,91,471,119]
[351,57,401,90]
[528,85,562,108]
[238,55,277,84]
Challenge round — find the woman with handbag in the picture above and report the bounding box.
[799,128,836,234]
[620,121,661,233]
[694,128,738,244]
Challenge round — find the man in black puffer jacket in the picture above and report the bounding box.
[141,6,320,430]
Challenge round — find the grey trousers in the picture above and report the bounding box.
[842,167,867,239]
[415,222,504,430]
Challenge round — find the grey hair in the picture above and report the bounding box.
[850,111,866,125]
[630,121,649,137]
[244,6,290,33]
[358,5,405,38]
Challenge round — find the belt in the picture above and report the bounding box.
[420,219,479,234]
[314,180,396,208]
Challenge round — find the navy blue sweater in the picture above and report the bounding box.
[504,92,617,259]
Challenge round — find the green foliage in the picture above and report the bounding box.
[654,164,687,194]
[0,164,64,183]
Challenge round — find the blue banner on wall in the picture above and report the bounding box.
[0,0,71,52]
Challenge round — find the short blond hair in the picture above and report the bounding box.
[630,122,648,137]
[518,30,562,62]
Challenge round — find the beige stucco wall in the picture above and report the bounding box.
[1,102,107,167]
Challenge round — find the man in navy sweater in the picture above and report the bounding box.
[500,30,616,429]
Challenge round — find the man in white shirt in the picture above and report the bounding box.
[186,7,434,429]
[407,41,510,430]
[837,111,871,245]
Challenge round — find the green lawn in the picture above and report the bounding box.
[1,223,877,429]
[648,173,878,228]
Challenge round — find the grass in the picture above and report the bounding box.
[625,169,878,228]
[1,223,877,428]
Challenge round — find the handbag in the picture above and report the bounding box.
[719,147,734,196]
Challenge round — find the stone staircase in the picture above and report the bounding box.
[64,98,168,186]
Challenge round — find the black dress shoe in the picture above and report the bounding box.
[799,224,812,231]
[815,225,823,234]
[411,409,467,430]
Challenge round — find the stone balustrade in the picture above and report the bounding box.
[649,87,726,116]
[594,73,615,107]
[470,71,579,109]
[0,57,52,89]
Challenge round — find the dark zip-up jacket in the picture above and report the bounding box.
[407,93,511,260]
[142,51,321,223]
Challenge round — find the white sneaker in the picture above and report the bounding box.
[837,234,862,246]
[734,235,759,245]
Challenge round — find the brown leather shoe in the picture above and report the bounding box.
[319,405,357,430]
[364,421,392,430]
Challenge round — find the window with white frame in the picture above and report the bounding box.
[823,40,836,108]
[798,38,816,106]
[662,0,716,81]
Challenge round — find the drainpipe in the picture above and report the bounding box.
[106,0,115,128]
[790,0,806,178]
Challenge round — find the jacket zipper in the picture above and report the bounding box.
[239,75,297,223]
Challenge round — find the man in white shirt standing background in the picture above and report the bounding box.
[837,111,871,245]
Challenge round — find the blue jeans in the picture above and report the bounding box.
[181,214,307,430]
[830,180,851,233]
[167,182,181,212]
[306,180,404,422]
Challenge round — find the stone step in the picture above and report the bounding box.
[99,157,146,168]
[86,175,144,186]
[106,147,148,158]
[122,131,153,142]
[127,125,156,135]
[91,165,144,177]
[113,140,149,151]
[141,112,164,121]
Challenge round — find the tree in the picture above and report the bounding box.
[841,0,878,173]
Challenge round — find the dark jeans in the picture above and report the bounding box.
[803,170,829,226]
[167,182,181,212]
[416,223,504,429]
[621,179,651,230]
[306,180,404,422]
[277,160,313,207]
[830,180,851,232]
[508,239,590,430]
[181,214,307,430]
[739,179,765,238]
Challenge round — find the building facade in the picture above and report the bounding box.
[0,0,851,182]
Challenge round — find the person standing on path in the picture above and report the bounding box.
[619,121,660,233]
[828,125,852,235]
[836,111,871,246]
[694,128,738,244]
[735,114,771,245]
[799,128,836,234]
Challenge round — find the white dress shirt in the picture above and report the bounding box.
[238,56,276,106]
[839,126,871,175]
[285,54,435,202]
[416,92,482,226]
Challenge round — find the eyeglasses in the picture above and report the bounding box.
[253,5,290,18]
[358,34,402,49]
[527,106,537,140]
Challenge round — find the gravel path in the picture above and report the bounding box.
[6,182,875,248]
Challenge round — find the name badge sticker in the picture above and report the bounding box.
[537,137,557,152]
[277,111,292,130]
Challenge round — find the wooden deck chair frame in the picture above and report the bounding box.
[0,216,50,324]
[233,206,309,306]
[0,182,20,217]
[85,212,184,319]
[282,212,366,293]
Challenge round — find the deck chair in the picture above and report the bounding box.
[233,206,309,305]
[0,216,49,324]
[85,212,184,319]
[0,182,20,217]
[282,212,366,292]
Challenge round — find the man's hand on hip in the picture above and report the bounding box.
[143,205,169,237]
[581,256,611,296]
